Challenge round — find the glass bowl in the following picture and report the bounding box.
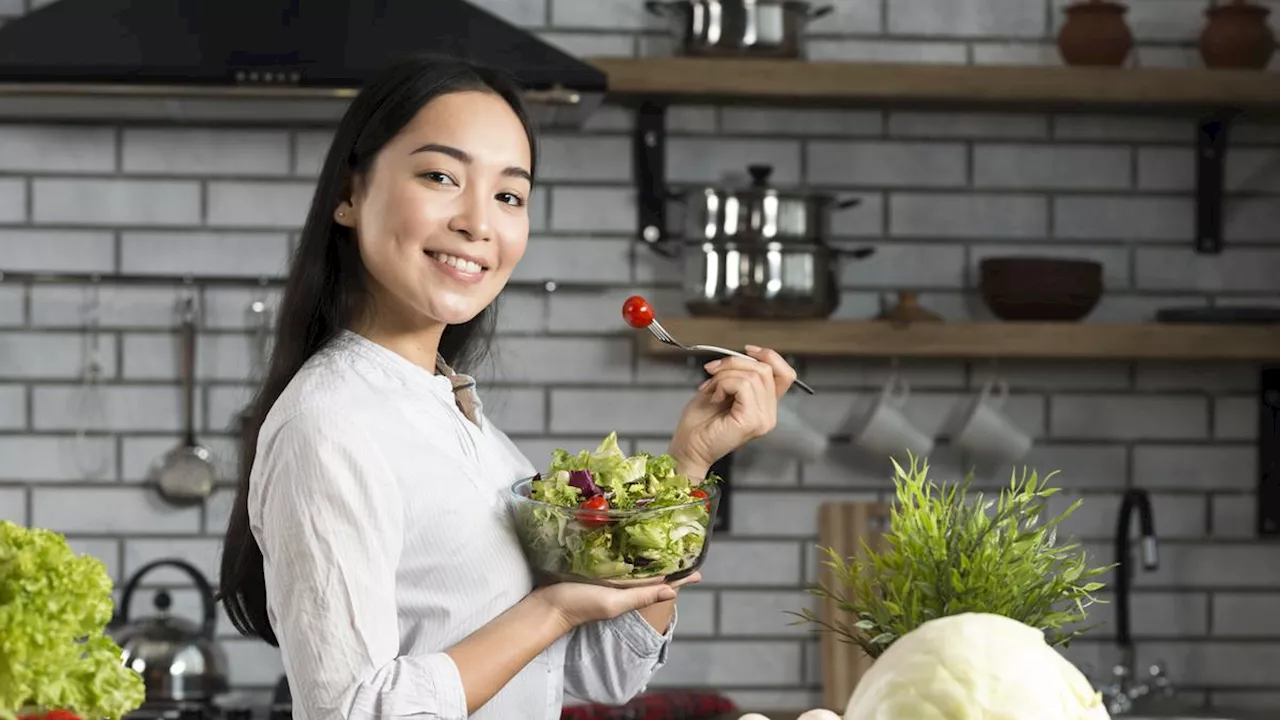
[508,476,721,588]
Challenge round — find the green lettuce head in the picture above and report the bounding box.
[0,521,146,720]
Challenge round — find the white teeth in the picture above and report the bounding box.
[430,251,483,273]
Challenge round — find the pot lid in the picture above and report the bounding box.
[113,589,213,644]
[707,164,842,202]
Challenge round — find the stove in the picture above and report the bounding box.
[125,676,292,720]
[124,702,290,720]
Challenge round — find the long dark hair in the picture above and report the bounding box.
[217,53,540,645]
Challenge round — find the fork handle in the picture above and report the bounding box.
[691,345,816,395]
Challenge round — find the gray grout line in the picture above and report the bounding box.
[287,130,298,176]
[112,229,122,273]
[114,126,124,173]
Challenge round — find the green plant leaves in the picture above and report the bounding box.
[792,454,1116,659]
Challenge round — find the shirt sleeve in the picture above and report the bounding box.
[250,408,469,720]
[561,605,678,705]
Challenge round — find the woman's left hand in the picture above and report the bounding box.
[667,345,797,478]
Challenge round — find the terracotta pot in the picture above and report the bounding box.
[1199,0,1276,69]
[1058,0,1134,66]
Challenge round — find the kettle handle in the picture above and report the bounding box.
[116,558,218,640]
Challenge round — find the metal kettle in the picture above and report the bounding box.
[109,558,230,707]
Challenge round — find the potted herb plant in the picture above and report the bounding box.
[793,455,1114,660]
[0,521,146,720]
[791,457,1117,717]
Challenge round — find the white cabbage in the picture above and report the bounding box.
[845,612,1110,720]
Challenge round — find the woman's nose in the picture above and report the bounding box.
[448,191,493,241]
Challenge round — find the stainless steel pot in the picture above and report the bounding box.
[645,0,834,58]
[683,238,874,319]
[646,164,875,319]
[110,559,230,708]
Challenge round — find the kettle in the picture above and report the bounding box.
[110,558,230,707]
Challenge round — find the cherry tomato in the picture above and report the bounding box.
[691,488,711,512]
[22,712,81,720]
[622,295,655,329]
[578,494,611,528]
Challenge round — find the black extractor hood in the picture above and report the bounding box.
[0,0,608,127]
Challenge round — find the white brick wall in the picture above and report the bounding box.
[1,0,1278,712]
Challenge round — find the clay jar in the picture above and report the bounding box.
[1199,0,1276,69]
[1057,0,1135,67]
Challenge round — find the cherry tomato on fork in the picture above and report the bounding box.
[578,494,611,528]
[622,295,655,329]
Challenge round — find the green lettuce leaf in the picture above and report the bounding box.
[0,521,146,720]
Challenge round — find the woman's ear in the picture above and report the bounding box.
[334,200,356,228]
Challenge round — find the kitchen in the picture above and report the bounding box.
[0,0,1278,718]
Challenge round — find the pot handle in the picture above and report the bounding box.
[645,1,672,16]
[835,246,876,260]
[809,5,835,19]
[641,234,681,259]
[114,558,219,640]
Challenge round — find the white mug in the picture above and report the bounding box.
[946,379,1032,462]
[850,375,935,460]
[755,398,829,462]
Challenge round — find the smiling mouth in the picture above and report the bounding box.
[425,250,488,274]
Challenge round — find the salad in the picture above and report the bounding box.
[514,432,719,581]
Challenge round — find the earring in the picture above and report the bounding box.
[337,211,345,217]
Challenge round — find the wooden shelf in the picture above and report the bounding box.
[642,318,1280,361]
[590,57,1280,113]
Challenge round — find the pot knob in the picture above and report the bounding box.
[747,164,773,187]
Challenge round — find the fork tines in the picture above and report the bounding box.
[647,320,677,345]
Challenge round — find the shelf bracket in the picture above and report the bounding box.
[1258,366,1279,537]
[634,102,670,251]
[1195,110,1237,255]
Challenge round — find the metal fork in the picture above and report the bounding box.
[647,318,816,395]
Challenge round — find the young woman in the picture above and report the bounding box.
[217,53,796,720]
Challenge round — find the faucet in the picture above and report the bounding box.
[1100,488,1173,714]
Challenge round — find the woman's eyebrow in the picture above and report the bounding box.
[411,142,531,182]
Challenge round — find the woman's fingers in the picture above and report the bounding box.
[704,355,776,399]
[705,351,795,400]
[704,369,760,408]
[702,369,774,436]
[667,571,703,590]
[744,346,797,399]
[612,571,704,614]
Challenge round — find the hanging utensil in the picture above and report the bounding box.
[248,292,273,383]
[150,295,217,506]
[73,282,110,480]
[235,286,272,470]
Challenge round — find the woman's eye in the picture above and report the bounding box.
[420,171,455,185]
[497,192,525,207]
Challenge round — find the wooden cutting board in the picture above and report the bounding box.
[816,500,891,713]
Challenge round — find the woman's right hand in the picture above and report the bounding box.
[535,572,701,630]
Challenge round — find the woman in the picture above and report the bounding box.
[217,53,796,720]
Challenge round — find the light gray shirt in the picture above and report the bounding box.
[248,330,675,720]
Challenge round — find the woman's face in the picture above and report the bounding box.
[335,90,532,330]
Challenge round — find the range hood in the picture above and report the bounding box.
[0,0,608,127]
